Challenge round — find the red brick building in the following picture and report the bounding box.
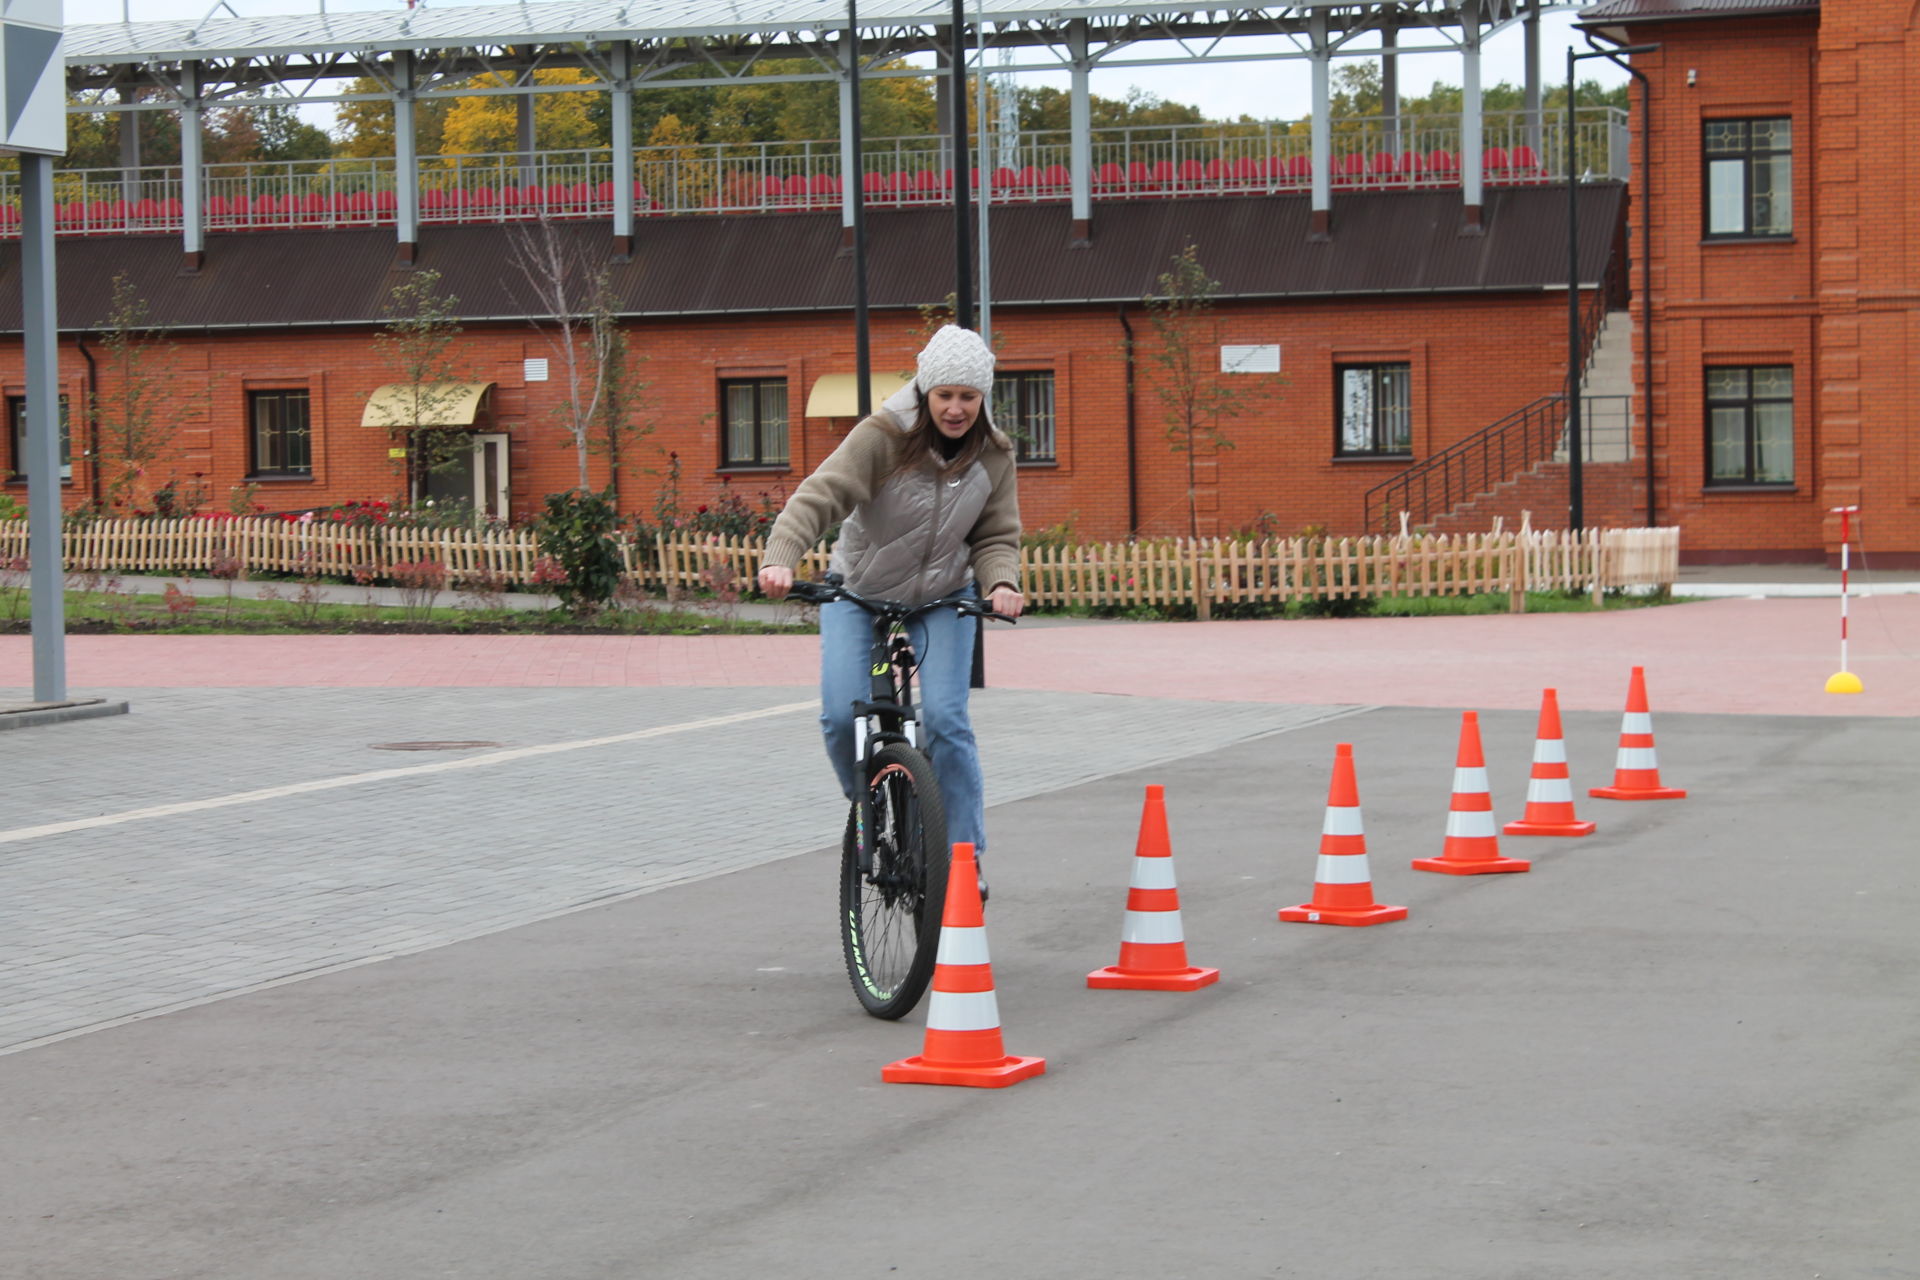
[1,188,1623,541]
[1585,0,1920,564]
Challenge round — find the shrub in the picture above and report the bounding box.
[536,487,624,615]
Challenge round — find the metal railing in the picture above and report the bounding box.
[1363,393,1633,533]
[0,107,1629,237]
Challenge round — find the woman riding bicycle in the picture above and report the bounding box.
[757,325,1024,894]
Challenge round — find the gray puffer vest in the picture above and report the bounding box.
[829,383,994,606]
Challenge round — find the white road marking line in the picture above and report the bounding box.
[0,700,815,847]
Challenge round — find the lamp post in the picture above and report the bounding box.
[1566,42,1656,531]
[950,0,975,328]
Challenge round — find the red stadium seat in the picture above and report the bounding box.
[1369,151,1397,180]
[1285,154,1313,183]
[1127,160,1153,189]
[1427,149,1458,176]
[206,195,232,219]
[1232,156,1265,184]
[1042,163,1071,190]
[916,169,943,198]
[783,173,809,201]
[1400,151,1428,183]
[1204,157,1229,183]
[1151,160,1176,188]
[1484,146,1510,178]
[809,172,836,203]
[1096,161,1124,189]
[1176,159,1204,185]
[1510,144,1540,178]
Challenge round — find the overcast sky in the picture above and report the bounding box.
[61,1,1626,126]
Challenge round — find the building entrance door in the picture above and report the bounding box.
[422,432,510,520]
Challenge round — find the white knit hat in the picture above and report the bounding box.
[915,324,996,396]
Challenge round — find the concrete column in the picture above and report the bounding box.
[611,43,635,253]
[1523,0,1543,156]
[1460,2,1485,233]
[394,51,419,262]
[117,84,141,207]
[839,29,859,240]
[1068,19,1092,243]
[1382,25,1400,158]
[1309,12,1331,238]
[180,62,204,269]
[516,58,536,189]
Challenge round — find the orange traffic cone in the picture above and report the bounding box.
[1414,711,1531,875]
[1280,743,1407,926]
[883,843,1046,1088]
[1589,667,1687,801]
[1503,688,1597,837]
[1088,785,1220,991]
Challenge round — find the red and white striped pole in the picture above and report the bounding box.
[1825,505,1863,694]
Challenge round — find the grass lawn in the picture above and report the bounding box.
[0,586,804,636]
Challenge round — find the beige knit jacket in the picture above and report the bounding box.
[762,403,1022,604]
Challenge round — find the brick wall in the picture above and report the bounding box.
[1621,5,1920,564]
[0,289,1579,540]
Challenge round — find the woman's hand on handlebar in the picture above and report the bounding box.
[988,584,1024,620]
[758,565,794,599]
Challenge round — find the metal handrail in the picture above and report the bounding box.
[1363,251,1624,533]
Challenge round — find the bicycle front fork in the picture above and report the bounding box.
[851,713,917,878]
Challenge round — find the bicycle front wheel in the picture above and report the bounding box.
[841,742,949,1020]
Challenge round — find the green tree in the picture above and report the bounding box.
[91,275,200,513]
[366,269,476,493]
[1142,244,1278,539]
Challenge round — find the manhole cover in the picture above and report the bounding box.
[369,741,504,752]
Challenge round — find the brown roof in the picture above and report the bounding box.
[1579,0,1816,23]
[0,185,1626,335]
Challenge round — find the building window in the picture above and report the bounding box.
[1705,118,1791,238]
[723,378,789,467]
[1706,366,1793,485]
[7,395,72,483]
[1335,363,1412,456]
[249,389,312,477]
[992,371,1056,464]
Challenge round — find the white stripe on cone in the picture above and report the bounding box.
[925,987,1002,1033]
[1615,747,1660,769]
[1128,858,1180,891]
[1120,909,1187,945]
[1445,809,1498,838]
[1314,853,1375,885]
[1623,712,1653,734]
[1533,739,1568,764]
[1527,776,1575,803]
[1322,806,1365,837]
[935,925,992,967]
[1453,766,1490,793]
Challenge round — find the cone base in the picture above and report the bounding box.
[1825,671,1864,695]
[882,1053,1047,1088]
[1279,902,1408,926]
[1589,784,1686,800]
[1087,964,1221,991]
[1502,819,1596,837]
[1411,855,1531,875]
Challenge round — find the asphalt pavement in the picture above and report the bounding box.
[1,591,1916,1278]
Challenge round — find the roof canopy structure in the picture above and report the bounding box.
[64,0,1561,106]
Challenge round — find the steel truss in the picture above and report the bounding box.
[62,0,1554,112]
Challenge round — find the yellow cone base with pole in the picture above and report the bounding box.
[1825,671,1863,695]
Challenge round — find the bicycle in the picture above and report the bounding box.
[787,572,1013,1019]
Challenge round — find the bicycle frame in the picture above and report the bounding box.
[789,575,1002,878]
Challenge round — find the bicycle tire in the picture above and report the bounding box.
[840,742,950,1020]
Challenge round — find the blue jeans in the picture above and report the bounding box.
[819,589,986,854]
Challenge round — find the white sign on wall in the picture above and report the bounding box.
[1220,344,1281,375]
[0,0,65,157]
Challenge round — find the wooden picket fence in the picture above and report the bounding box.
[0,517,1679,614]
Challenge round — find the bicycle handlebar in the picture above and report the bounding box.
[786,574,1017,624]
